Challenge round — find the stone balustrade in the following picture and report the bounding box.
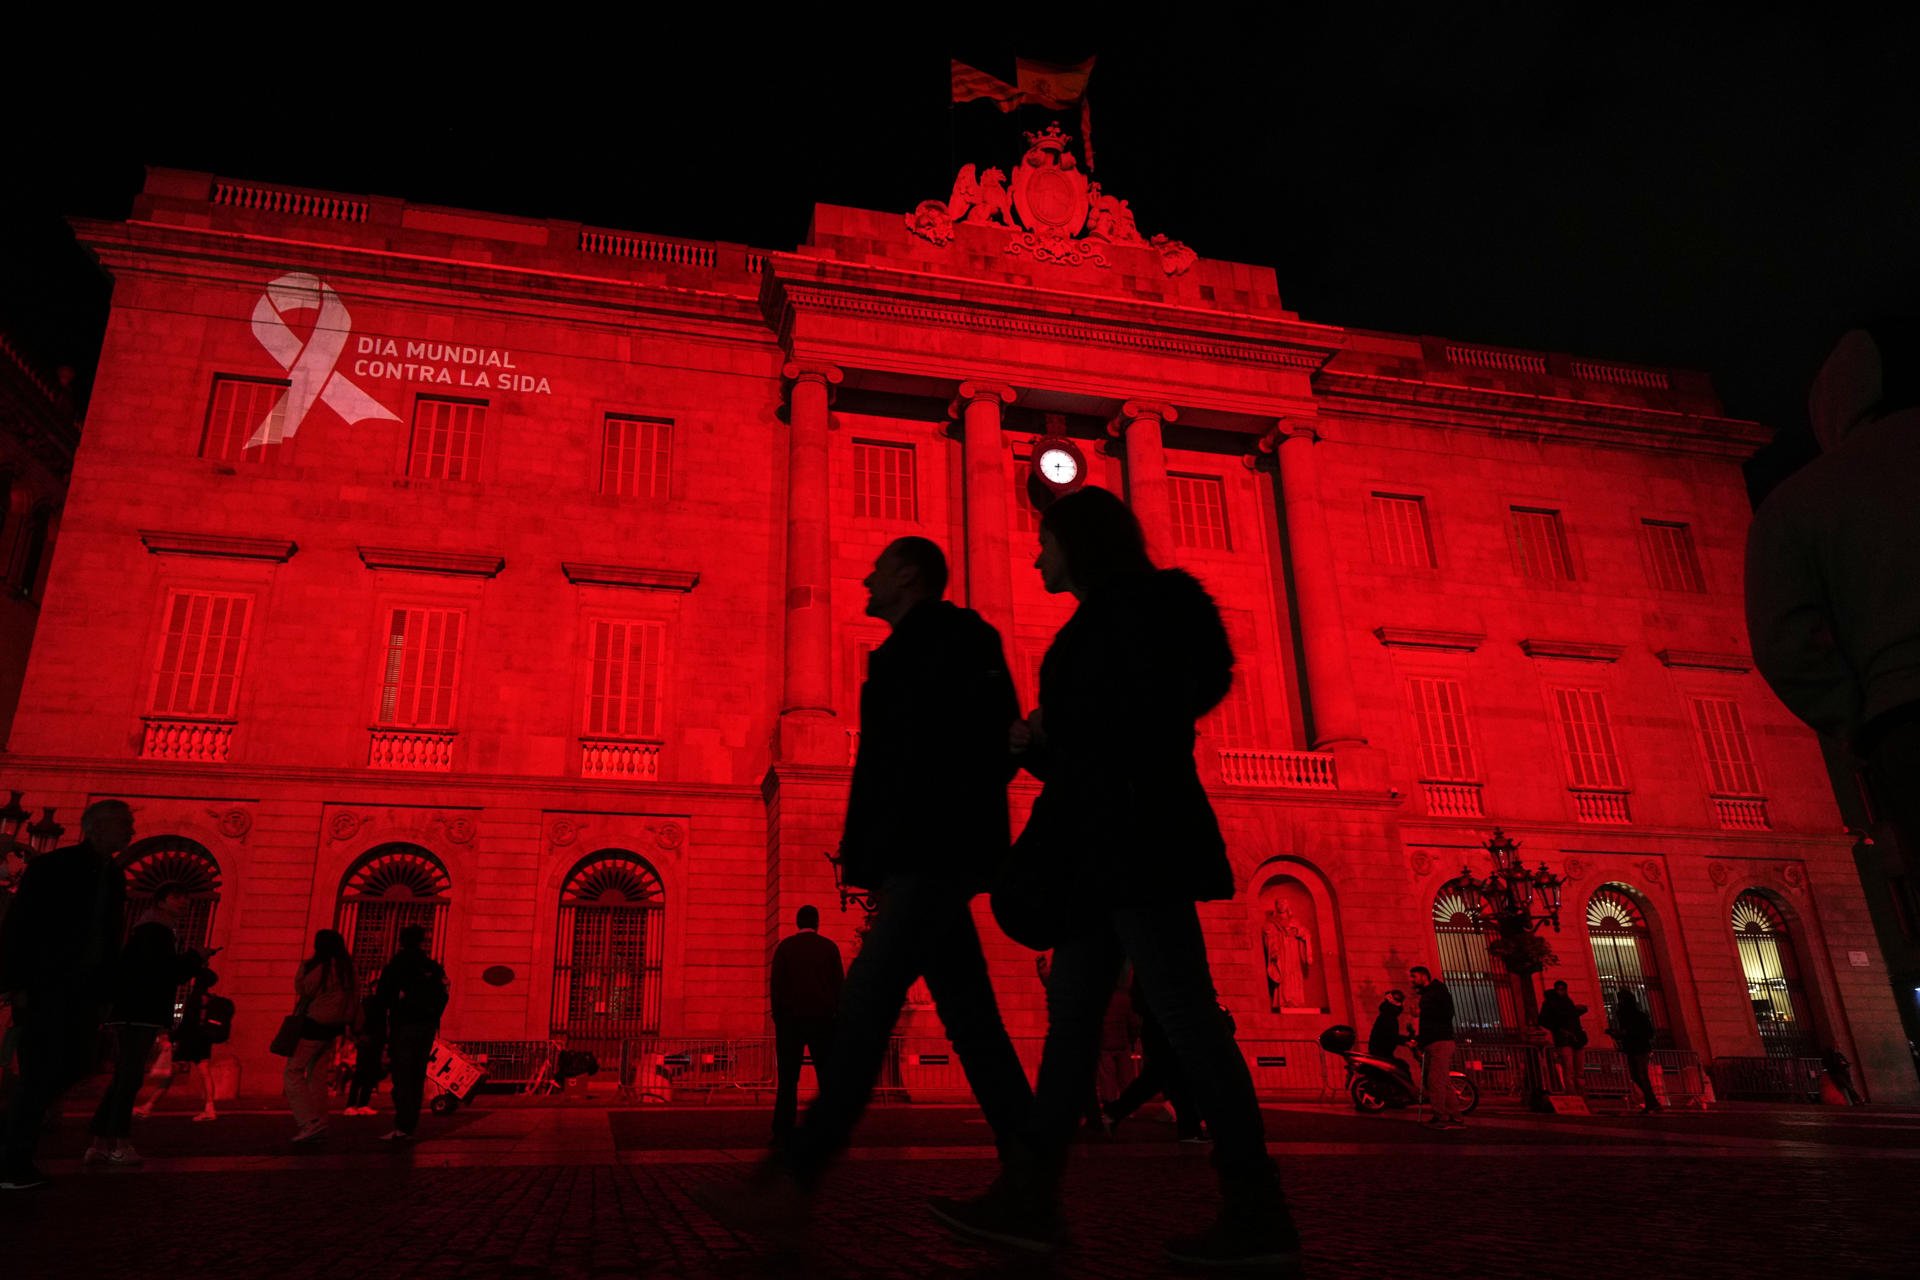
[1712,795,1770,831]
[369,729,457,772]
[141,718,234,763]
[1571,788,1632,824]
[1422,780,1485,818]
[581,739,661,781]
[1219,749,1338,790]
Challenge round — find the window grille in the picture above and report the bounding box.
[1641,520,1706,592]
[601,415,672,499]
[1409,678,1477,781]
[1169,473,1231,551]
[407,397,486,481]
[1731,892,1813,1056]
[1369,493,1435,568]
[201,376,291,463]
[1431,884,1519,1037]
[1690,697,1763,795]
[1204,610,1260,748]
[378,608,464,728]
[1586,885,1670,1045]
[335,845,452,996]
[852,440,917,521]
[551,852,666,1042]
[1551,687,1625,789]
[1510,507,1574,581]
[149,591,252,719]
[585,620,665,740]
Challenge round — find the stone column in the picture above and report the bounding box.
[953,381,1017,630]
[1111,400,1178,559]
[778,362,842,763]
[1272,422,1367,751]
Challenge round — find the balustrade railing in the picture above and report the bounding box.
[1422,780,1484,818]
[1569,359,1670,389]
[212,181,368,223]
[580,739,661,780]
[1570,788,1632,824]
[141,718,234,763]
[578,229,717,266]
[1446,344,1547,374]
[1712,795,1770,830]
[368,729,457,771]
[1219,749,1338,790]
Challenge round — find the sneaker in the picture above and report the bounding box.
[0,1167,51,1191]
[688,1163,810,1248]
[1164,1219,1304,1273]
[378,1129,413,1142]
[131,1105,154,1118]
[291,1122,327,1144]
[928,1184,1065,1254]
[193,1109,217,1123]
[1179,1127,1214,1144]
[106,1144,143,1165]
[83,1146,111,1166]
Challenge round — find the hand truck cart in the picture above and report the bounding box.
[426,1037,488,1114]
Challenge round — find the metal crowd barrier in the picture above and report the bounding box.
[1708,1055,1824,1101]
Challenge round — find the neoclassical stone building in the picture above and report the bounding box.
[4,139,1911,1101]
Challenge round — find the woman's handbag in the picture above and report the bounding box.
[990,791,1092,951]
[270,989,314,1057]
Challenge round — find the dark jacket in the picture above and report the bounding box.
[1017,569,1235,905]
[1538,989,1588,1048]
[108,917,205,1026]
[1613,1000,1656,1054]
[1367,1000,1410,1060]
[0,840,127,1000]
[770,930,844,1022]
[840,599,1019,893]
[1415,980,1456,1044]
[374,949,449,1032]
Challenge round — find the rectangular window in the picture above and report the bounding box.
[1169,473,1231,551]
[378,608,465,728]
[1551,687,1625,789]
[149,591,252,718]
[852,440,917,521]
[1510,507,1574,581]
[600,415,672,499]
[407,397,486,481]
[1642,520,1706,592]
[1408,677,1477,780]
[1691,696,1763,795]
[1205,610,1261,748]
[201,377,291,464]
[1370,493,1435,568]
[1011,451,1042,534]
[585,620,666,740]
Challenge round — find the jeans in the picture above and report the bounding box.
[1033,903,1275,1185]
[388,1022,436,1133]
[90,1023,160,1140]
[1627,1051,1660,1110]
[348,1038,386,1109]
[772,1015,835,1139]
[284,1035,338,1129]
[2,992,103,1175]
[1423,1040,1460,1120]
[788,874,1031,1180]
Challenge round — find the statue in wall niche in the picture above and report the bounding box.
[1262,899,1315,1012]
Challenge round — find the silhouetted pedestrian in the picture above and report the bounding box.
[769,904,842,1145]
[87,884,204,1165]
[1747,324,1920,880]
[933,489,1299,1271]
[138,967,225,1121]
[695,536,1032,1241]
[1822,1048,1865,1105]
[284,930,359,1142]
[0,800,132,1190]
[1538,980,1589,1095]
[1367,990,1412,1072]
[1611,990,1660,1113]
[343,985,387,1115]
[1102,974,1206,1141]
[374,924,448,1142]
[1411,965,1464,1129]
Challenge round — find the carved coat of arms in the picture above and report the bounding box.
[907,123,1196,275]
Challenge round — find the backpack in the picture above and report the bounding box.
[201,994,236,1044]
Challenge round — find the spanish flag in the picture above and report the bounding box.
[950,60,1024,111]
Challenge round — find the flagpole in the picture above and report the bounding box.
[1081,95,1095,173]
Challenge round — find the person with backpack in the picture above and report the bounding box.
[139,968,230,1121]
[283,930,360,1143]
[373,925,448,1142]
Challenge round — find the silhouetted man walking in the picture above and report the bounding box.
[769,904,842,1145]
[1,800,133,1189]
[697,536,1031,1238]
[1411,965,1463,1129]
[373,925,448,1142]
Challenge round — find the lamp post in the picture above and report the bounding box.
[0,790,66,907]
[1456,829,1565,1109]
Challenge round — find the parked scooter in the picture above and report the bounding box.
[1317,1025,1479,1115]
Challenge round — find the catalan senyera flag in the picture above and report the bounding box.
[950,60,1024,112]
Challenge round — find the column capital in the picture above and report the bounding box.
[782,362,844,392]
[1114,400,1179,432]
[1256,418,1322,454]
[954,381,1017,409]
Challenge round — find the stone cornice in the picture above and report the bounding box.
[1519,638,1626,663]
[1656,648,1753,673]
[1312,368,1771,457]
[357,546,505,577]
[139,530,298,561]
[560,562,700,592]
[1374,627,1485,653]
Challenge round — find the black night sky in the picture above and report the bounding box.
[3,12,1916,454]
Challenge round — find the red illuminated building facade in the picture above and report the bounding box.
[5,147,1913,1101]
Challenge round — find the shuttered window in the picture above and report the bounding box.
[1551,687,1625,789]
[1409,678,1477,780]
[1169,473,1231,550]
[378,608,464,728]
[407,397,486,481]
[201,377,291,464]
[1691,697,1763,795]
[585,620,666,740]
[1510,507,1574,581]
[150,591,252,718]
[853,441,917,521]
[1370,493,1435,568]
[1642,520,1706,592]
[601,415,672,499]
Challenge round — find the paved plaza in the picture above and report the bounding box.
[3,1098,1915,1278]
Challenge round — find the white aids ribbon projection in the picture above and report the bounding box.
[248,273,402,448]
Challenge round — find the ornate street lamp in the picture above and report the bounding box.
[1459,829,1567,1109]
[27,806,64,856]
[1,790,64,903]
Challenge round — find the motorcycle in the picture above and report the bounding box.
[1317,1026,1479,1115]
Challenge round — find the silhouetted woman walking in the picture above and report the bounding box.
[933,487,1300,1271]
[284,929,359,1143]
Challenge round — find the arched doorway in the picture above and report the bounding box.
[551,851,665,1044]
[1732,891,1814,1056]
[1586,884,1670,1046]
[335,844,451,993]
[1432,881,1519,1038]
[122,836,222,954]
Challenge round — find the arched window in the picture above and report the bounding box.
[1587,885,1669,1045]
[122,836,223,953]
[335,844,451,994]
[552,851,664,1042]
[1432,881,1519,1037]
[1732,891,1813,1056]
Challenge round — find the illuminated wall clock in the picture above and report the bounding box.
[1031,438,1087,497]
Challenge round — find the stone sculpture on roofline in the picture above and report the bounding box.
[906,123,1197,276]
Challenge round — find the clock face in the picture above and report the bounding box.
[1038,447,1080,485]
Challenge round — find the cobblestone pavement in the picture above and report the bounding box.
[3,1101,1915,1278]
